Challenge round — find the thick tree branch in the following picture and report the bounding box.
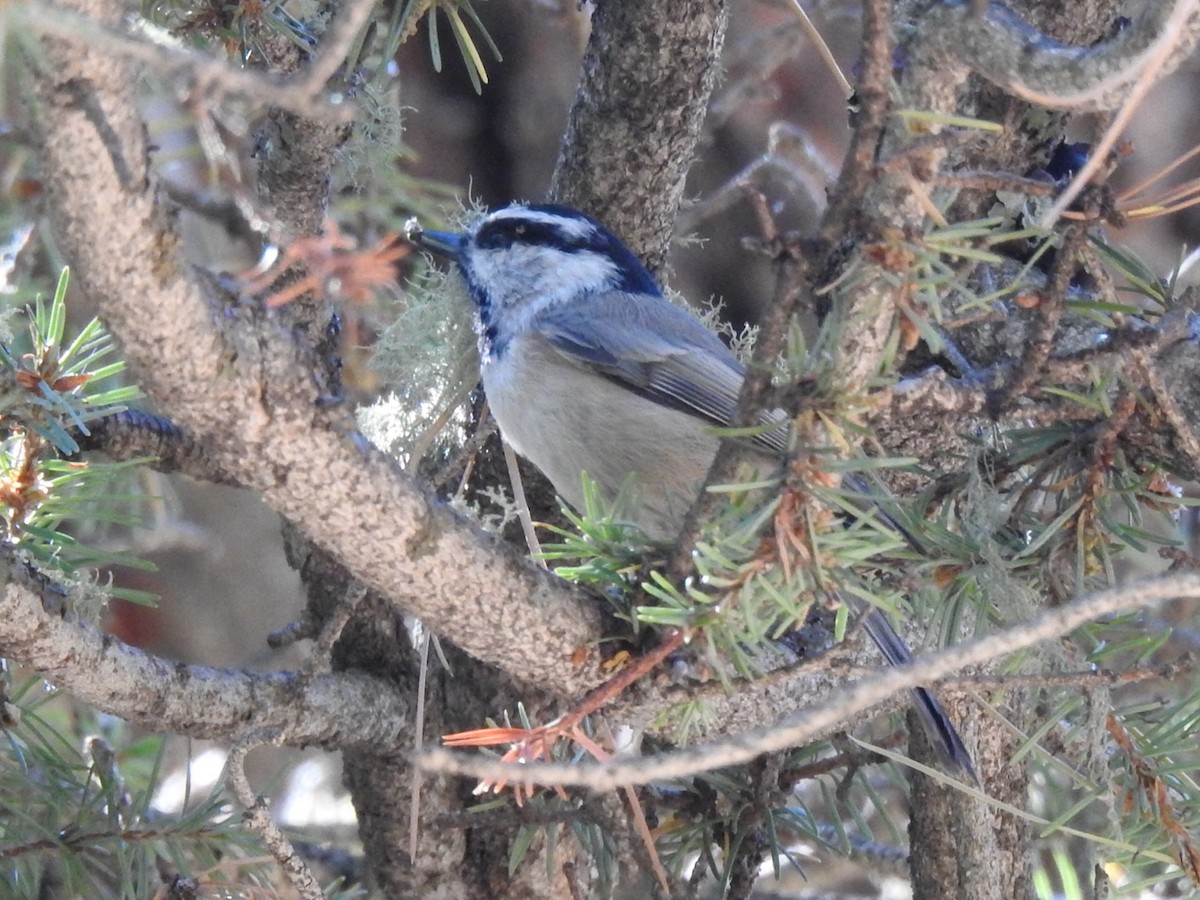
[549,0,728,272]
[26,0,610,700]
[74,409,239,486]
[921,0,1200,113]
[0,568,410,748]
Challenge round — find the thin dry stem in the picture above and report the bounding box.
[227,731,325,900]
[418,573,1200,790]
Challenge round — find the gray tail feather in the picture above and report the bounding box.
[838,474,977,781]
[862,608,978,783]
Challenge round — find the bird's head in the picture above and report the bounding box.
[410,203,660,357]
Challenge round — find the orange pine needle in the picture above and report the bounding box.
[441,727,538,748]
[243,219,410,308]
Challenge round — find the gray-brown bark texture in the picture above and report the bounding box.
[551,0,729,273]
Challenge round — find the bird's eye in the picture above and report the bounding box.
[513,224,526,236]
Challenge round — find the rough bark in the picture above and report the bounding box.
[550,0,729,273]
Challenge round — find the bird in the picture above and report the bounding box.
[408,202,975,779]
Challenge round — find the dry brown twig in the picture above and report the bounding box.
[227,730,325,900]
[15,0,377,122]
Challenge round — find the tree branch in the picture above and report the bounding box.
[417,572,1200,789]
[227,730,325,900]
[549,0,729,272]
[921,0,1200,113]
[26,0,610,700]
[15,3,356,122]
[0,567,410,748]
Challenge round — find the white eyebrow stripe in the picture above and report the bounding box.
[483,207,595,239]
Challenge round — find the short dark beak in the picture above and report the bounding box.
[409,226,465,259]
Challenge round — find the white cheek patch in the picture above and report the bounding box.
[463,245,541,301]
[464,244,619,331]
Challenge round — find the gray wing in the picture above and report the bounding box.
[530,291,788,453]
[535,297,975,779]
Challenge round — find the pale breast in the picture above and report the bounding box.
[483,336,722,540]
